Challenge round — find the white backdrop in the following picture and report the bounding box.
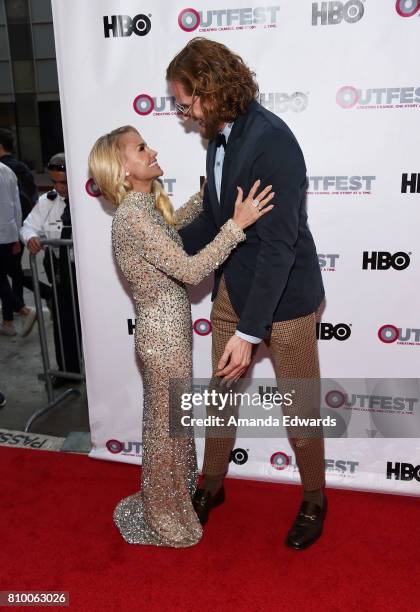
[51,0,420,495]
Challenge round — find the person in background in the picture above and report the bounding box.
[20,153,82,385]
[0,129,38,220]
[0,128,39,310]
[0,162,36,336]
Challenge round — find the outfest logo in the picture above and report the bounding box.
[270,452,359,475]
[106,439,143,456]
[178,6,280,32]
[318,253,340,272]
[193,318,212,336]
[270,451,290,470]
[133,93,178,117]
[325,389,418,414]
[378,325,420,346]
[336,85,420,109]
[307,175,375,194]
[395,0,420,17]
[85,178,101,197]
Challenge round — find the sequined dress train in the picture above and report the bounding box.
[111,191,245,547]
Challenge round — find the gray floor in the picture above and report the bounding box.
[0,252,90,441]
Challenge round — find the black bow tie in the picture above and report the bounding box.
[215,133,226,150]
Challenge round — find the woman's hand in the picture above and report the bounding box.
[232,180,275,230]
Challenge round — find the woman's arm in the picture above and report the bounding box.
[173,191,204,230]
[113,203,245,286]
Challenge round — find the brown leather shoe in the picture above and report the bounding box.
[285,496,328,550]
[192,487,225,526]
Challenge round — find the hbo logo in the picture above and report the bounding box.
[230,448,249,465]
[362,251,411,271]
[259,92,309,113]
[387,462,420,482]
[312,1,365,25]
[103,14,151,38]
[316,323,351,341]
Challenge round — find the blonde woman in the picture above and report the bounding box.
[88,125,274,548]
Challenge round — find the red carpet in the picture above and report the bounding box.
[1,447,419,612]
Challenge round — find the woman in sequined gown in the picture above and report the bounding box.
[88,126,274,548]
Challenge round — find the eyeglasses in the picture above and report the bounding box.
[47,162,66,172]
[175,86,197,116]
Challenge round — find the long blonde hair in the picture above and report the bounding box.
[88,125,174,225]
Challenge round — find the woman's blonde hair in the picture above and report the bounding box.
[88,125,174,225]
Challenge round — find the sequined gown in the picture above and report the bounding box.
[111,191,245,547]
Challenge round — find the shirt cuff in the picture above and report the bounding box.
[235,330,262,344]
[19,229,37,245]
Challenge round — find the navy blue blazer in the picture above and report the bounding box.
[179,100,324,339]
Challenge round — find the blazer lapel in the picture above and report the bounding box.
[220,139,239,217]
[207,102,257,226]
[219,104,255,217]
[206,140,221,225]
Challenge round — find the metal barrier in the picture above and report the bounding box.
[24,238,84,432]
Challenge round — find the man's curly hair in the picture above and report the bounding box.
[166,38,258,138]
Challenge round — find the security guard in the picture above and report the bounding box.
[20,153,82,384]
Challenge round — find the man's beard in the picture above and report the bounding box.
[199,114,222,141]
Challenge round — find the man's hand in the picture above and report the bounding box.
[215,335,253,383]
[27,236,43,254]
[11,241,21,255]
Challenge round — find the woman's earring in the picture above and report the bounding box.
[125,171,130,177]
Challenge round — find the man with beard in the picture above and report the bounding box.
[167,38,327,550]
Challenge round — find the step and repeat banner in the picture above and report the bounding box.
[51,0,420,495]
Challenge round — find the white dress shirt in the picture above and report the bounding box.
[0,161,21,244]
[214,124,262,345]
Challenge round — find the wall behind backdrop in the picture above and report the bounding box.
[51,0,420,495]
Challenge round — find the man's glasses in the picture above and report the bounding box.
[175,86,197,116]
[47,162,66,172]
